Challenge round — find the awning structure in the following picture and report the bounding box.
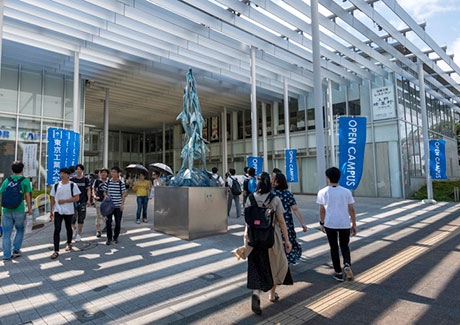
[2,0,459,131]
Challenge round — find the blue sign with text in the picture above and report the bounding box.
[285,149,298,182]
[338,116,367,190]
[247,156,263,176]
[47,128,80,185]
[429,140,446,180]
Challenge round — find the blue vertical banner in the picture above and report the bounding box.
[285,149,298,182]
[429,140,446,180]
[338,116,367,190]
[47,128,80,185]
[247,156,263,176]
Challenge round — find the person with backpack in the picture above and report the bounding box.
[92,168,109,237]
[101,166,127,245]
[243,167,256,207]
[211,167,225,187]
[0,161,33,261]
[231,172,292,315]
[226,168,242,218]
[70,164,91,242]
[49,167,81,259]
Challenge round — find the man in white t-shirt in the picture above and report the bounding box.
[316,167,357,282]
[49,167,81,259]
[211,167,225,187]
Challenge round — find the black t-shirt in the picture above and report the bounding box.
[70,176,90,204]
[92,178,106,202]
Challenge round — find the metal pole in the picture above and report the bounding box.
[222,107,228,174]
[311,0,326,188]
[284,78,290,150]
[103,89,109,168]
[262,102,268,171]
[73,52,79,133]
[328,79,335,166]
[250,46,258,156]
[419,61,435,204]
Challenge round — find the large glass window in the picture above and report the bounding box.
[20,67,42,116]
[0,65,19,113]
[44,73,64,119]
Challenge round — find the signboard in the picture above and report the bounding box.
[429,140,446,180]
[285,149,298,182]
[247,156,263,176]
[23,144,38,178]
[372,86,396,120]
[338,116,367,190]
[46,128,80,185]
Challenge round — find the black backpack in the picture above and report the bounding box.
[1,176,26,209]
[244,193,275,248]
[230,177,242,195]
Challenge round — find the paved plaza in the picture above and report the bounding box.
[1,193,460,324]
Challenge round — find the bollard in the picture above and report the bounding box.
[454,187,459,202]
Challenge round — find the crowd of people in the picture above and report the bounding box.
[1,161,357,317]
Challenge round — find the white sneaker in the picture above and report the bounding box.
[72,229,77,239]
[75,234,81,242]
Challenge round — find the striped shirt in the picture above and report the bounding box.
[101,179,126,208]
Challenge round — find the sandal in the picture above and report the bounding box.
[65,244,73,251]
[251,294,261,315]
[269,292,280,302]
[50,252,59,259]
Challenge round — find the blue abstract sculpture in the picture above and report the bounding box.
[172,69,212,186]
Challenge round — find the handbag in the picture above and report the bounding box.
[100,196,115,216]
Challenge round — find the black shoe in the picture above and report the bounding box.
[106,240,112,245]
[113,238,118,244]
[12,250,21,258]
[251,294,261,315]
[96,231,101,238]
[333,272,344,282]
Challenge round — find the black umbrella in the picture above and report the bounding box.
[126,164,149,175]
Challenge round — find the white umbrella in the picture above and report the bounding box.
[149,162,173,175]
[126,164,149,174]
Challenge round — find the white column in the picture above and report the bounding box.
[311,0,326,189]
[250,46,258,156]
[103,89,109,168]
[262,102,268,171]
[73,52,80,133]
[419,62,434,203]
[284,78,290,149]
[328,79,336,166]
[232,111,238,141]
[162,123,166,163]
[272,101,279,136]
[222,108,228,174]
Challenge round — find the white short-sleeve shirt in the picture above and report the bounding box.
[316,185,355,229]
[50,182,81,215]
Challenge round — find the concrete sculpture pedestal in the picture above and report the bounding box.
[154,186,227,240]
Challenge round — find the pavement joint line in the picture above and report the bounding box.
[262,220,460,323]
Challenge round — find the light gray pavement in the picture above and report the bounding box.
[1,192,460,325]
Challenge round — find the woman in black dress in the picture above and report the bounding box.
[241,172,293,315]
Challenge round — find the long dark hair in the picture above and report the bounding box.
[256,172,272,194]
[272,172,289,190]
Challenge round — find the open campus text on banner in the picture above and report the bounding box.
[429,140,446,180]
[285,149,298,182]
[47,128,80,185]
[338,116,367,190]
[247,156,263,176]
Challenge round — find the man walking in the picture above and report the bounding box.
[70,164,91,242]
[316,167,357,282]
[1,161,33,261]
[226,168,241,218]
[102,167,127,245]
[50,167,81,259]
[92,168,109,237]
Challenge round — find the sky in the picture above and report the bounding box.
[394,0,460,66]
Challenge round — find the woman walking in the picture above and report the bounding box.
[232,172,293,315]
[272,172,307,264]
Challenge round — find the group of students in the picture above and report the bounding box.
[232,166,357,315]
[49,166,128,259]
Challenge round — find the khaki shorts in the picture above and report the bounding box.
[94,201,106,226]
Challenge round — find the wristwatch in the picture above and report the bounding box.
[319,221,324,226]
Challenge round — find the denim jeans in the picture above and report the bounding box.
[227,191,241,218]
[325,227,351,273]
[136,196,148,220]
[2,211,26,259]
[106,207,123,241]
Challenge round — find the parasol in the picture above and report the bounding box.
[125,164,149,175]
[149,162,173,175]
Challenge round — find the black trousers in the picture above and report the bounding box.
[53,212,73,252]
[106,207,123,241]
[325,227,351,273]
